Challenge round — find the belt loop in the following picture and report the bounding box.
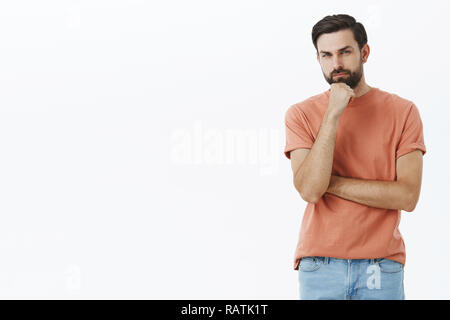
[325,257,329,265]
[370,258,374,265]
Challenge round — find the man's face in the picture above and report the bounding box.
[316,29,367,89]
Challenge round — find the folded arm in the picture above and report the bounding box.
[325,150,423,212]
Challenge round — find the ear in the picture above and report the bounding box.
[362,44,370,63]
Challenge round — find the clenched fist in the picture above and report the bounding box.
[327,83,356,118]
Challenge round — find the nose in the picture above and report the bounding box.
[332,55,344,73]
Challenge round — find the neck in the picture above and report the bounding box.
[352,77,371,97]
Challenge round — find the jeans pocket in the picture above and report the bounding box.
[299,256,322,272]
[377,258,404,273]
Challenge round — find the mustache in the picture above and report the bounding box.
[332,71,350,75]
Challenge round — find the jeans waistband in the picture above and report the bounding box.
[310,256,379,265]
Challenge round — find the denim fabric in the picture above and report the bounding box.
[298,256,405,300]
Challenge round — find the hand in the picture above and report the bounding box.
[327,83,355,118]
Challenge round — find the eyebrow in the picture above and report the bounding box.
[319,46,353,54]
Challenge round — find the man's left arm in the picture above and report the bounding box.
[326,150,423,212]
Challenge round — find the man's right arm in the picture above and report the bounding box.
[291,109,340,203]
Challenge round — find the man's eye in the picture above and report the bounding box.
[321,51,350,57]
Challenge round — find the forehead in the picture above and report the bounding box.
[316,29,357,52]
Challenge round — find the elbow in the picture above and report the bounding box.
[299,192,316,204]
[403,203,416,212]
[295,185,323,204]
[305,195,321,204]
[293,175,325,204]
[308,191,326,204]
[403,194,419,212]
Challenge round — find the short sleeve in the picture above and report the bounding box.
[395,103,426,160]
[284,105,314,159]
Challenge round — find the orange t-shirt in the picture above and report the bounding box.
[284,87,426,269]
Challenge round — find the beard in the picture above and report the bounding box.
[323,59,364,89]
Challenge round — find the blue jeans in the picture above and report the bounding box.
[298,256,405,300]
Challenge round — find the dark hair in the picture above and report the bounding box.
[312,14,367,53]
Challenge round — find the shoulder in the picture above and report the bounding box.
[376,88,416,113]
[375,88,425,131]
